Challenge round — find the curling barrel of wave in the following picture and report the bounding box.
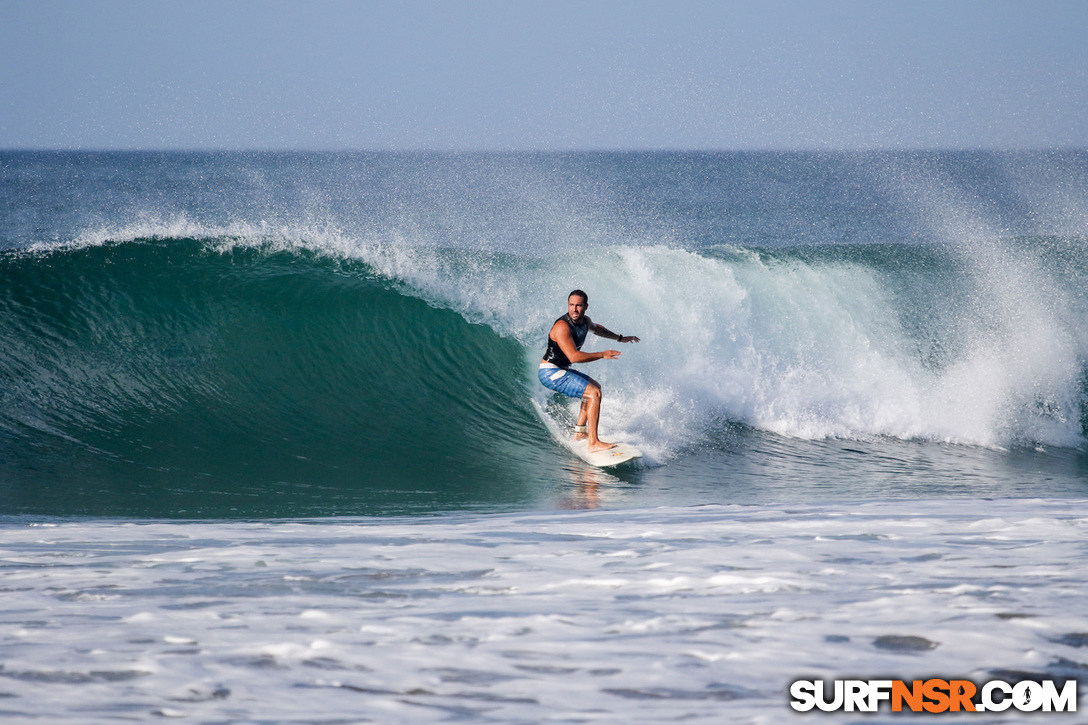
[0,239,552,516]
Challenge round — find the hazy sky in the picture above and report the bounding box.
[2,0,1086,151]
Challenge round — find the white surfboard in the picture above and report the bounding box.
[570,440,643,468]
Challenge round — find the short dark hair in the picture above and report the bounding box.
[568,289,588,304]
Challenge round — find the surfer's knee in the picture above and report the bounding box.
[583,383,602,402]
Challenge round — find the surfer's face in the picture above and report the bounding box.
[568,294,588,322]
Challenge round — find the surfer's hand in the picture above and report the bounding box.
[619,335,640,343]
[602,349,621,359]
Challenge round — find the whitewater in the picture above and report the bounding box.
[2,150,1088,721]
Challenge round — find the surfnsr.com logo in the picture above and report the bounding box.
[790,678,1077,713]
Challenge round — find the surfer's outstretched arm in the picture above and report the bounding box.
[591,322,640,344]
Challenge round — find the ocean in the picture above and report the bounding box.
[1,150,1087,722]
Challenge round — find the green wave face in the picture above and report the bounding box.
[0,239,554,516]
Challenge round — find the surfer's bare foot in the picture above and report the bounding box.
[587,440,616,453]
[574,432,588,441]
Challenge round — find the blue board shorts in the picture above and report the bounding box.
[538,364,591,399]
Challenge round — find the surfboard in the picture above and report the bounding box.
[570,440,643,468]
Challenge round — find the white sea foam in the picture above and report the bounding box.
[0,499,1085,722]
[516,243,1087,457]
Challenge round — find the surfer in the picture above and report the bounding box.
[539,290,640,453]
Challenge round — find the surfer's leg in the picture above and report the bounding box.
[539,367,611,449]
[575,398,589,439]
[541,367,598,441]
[581,383,616,453]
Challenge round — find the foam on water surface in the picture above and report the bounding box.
[1,499,1086,722]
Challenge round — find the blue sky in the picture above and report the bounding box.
[2,0,1086,150]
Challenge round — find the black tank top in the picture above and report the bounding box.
[542,313,589,369]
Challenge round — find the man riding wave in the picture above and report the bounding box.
[538,290,640,453]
